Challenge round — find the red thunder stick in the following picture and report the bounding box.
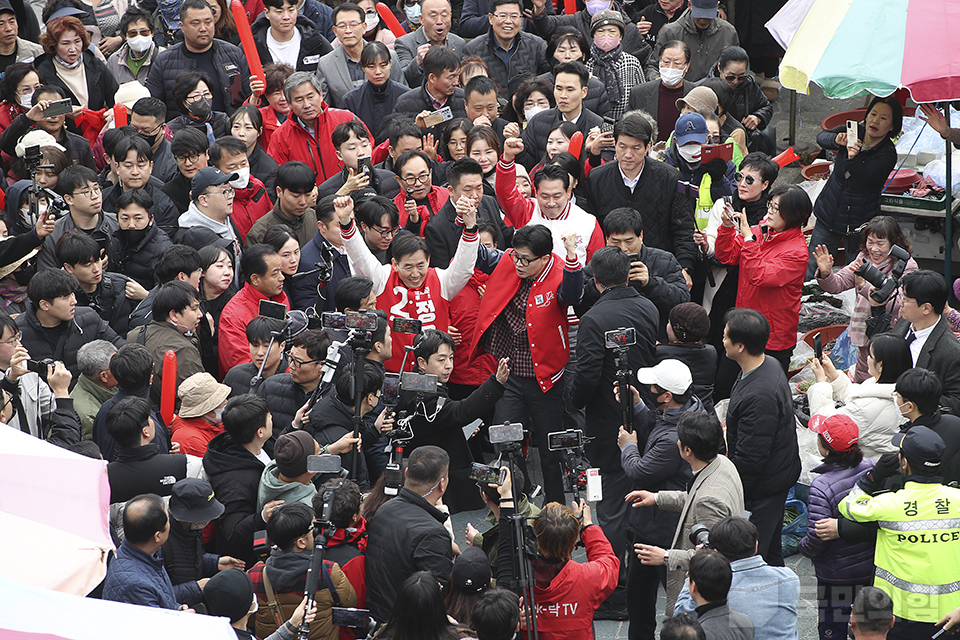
[231,0,264,85]
[568,131,583,159]
[160,350,177,426]
[377,2,408,38]
[114,103,127,127]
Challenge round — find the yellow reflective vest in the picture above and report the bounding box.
[840,480,960,623]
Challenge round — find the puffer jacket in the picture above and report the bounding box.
[267,102,366,185]
[256,373,306,440]
[813,123,897,235]
[251,16,333,74]
[621,396,699,546]
[108,222,174,289]
[461,29,550,96]
[303,392,375,491]
[145,40,252,116]
[724,73,774,130]
[170,414,224,457]
[249,550,357,640]
[366,487,453,622]
[34,50,119,110]
[799,458,876,584]
[38,211,119,272]
[202,431,269,567]
[537,70,611,118]
[102,540,179,609]
[102,179,180,237]
[808,376,904,461]
[530,6,650,62]
[230,176,272,243]
[16,303,124,380]
[161,516,219,605]
[75,271,136,336]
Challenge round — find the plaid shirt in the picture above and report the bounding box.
[484,277,535,378]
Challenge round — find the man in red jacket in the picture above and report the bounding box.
[209,137,272,243]
[218,244,290,376]
[466,224,583,505]
[267,71,369,186]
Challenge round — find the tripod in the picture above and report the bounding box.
[499,442,539,640]
[297,483,339,640]
[613,345,633,434]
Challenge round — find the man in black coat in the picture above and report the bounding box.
[892,270,960,416]
[424,157,509,267]
[257,329,330,444]
[101,136,181,237]
[585,111,697,285]
[892,368,960,486]
[570,246,658,618]
[204,394,283,568]
[393,46,467,140]
[108,188,175,290]
[576,207,689,341]
[722,309,800,567]
[317,120,402,200]
[366,445,454,623]
[250,11,332,74]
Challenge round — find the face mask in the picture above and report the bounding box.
[678,143,701,164]
[117,225,150,246]
[593,35,620,52]
[524,105,548,121]
[249,595,259,614]
[229,166,250,190]
[127,35,153,53]
[13,266,33,286]
[659,66,684,87]
[20,206,39,227]
[18,93,32,108]
[189,520,210,530]
[139,130,160,147]
[898,401,911,415]
[404,3,421,24]
[365,12,379,32]
[585,0,608,15]
[187,97,212,120]
[213,406,225,422]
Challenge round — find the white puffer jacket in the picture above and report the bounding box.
[808,375,906,460]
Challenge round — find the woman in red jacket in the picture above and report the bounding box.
[495,469,619,640]
[714,184,810,373]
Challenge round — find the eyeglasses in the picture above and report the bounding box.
[492,12,521,21]
[371,225,399,238]
[186,91,213,102]
[205,186,235,197]
[289,356,321,368]
[767,200,780,212]
[734,172,756,185]
[335,20,362,29]
[0,330,21,346]
[176,152,203,164]
[510,251,541,267]
[401,172,431,186]
[134,122,163,137]
[72,185,101,198]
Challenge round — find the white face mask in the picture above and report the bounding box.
[659,66,684,87]
[18,93,32,108]
[678,143,701,164]
[249,595,259,614]
[213,406,225,422]
[404,3,421,24]
[229,167,250,190]
[127,35,153,53]
[364,12,379,32]
[524,105,548,122]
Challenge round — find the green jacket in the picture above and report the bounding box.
[70,373,117,441]
[471,494,541,572]
[257,459,317,512]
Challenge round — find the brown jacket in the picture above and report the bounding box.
[128,320,204,402]
[245,201,318,249]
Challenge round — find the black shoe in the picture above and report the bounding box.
[593,603,629,621]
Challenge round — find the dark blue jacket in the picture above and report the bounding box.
[294,230,351,312]
[92,386,170,462]
[799,458,876,584]
[341,79,409,140]
[103,541,179,609]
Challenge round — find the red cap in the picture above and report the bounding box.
[808,414,859,452]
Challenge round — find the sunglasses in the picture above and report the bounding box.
[734,172,757,185]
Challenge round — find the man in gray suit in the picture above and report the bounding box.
[627,40,695,142]
[395,0,466,87]
[628,411,744,615]
[687,550,754,640]
[316,2,407,107]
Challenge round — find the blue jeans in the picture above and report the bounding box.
[806,220,863,279]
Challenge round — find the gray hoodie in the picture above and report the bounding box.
[177,203,238,245]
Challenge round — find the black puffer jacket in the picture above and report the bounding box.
[102,179,181,238]
[530,6,651,62]
[16,304,124,380]
[251,16,332,73]
[814,123,897,235]
[161,518,219,605]
[34,50,119,111]
[366,487,453,623]
[256,373,307,445]
[302,393,375,491]
[656,341,716,414]
[461,29,550,97]
[537,70,611,118]
[108,223,174,289]
[75,272,136,336]
[107,444,188,503]
[719,72,773,130]
[0,114,97,171]
[586,158,698,270]
[424,194,509,268]
[202,431,269,568]
[621,396,699,545]
[145,40,252,116]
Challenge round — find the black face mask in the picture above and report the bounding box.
[139,131,160,147]
[187,97,212,121]
[13,263,34,286]
[117,225,150,246]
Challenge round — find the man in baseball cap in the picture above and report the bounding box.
[178,166,241,248]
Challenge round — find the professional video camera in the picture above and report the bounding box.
[547,429,601,504]
[383,370,438,496]
[605,327,637,433]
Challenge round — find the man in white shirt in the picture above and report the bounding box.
[251,0,333,74]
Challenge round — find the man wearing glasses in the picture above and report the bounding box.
[38,165,118,272]
[355,195,401,265]
[177,167,243,264]
[162,128,211,217]
[391,150,448,236]
[461,0,549,95]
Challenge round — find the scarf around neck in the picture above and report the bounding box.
[590,43,623,108]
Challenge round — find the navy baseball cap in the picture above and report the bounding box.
[892,426,945,469]
[675,113,708,147]
[690,0,718,20]
[191,167,238,202]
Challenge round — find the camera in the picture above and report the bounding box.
[469,462,506,485]
[321,311,379,331]
[381,373,401,406]
[548,429,583,451]
[689,523,710,547]
[26,358,54,382]
[853,244,910,303]
[259,299,287,320]
[604,327,636,350]
[332,607,370,628]
[392,317,423,334]
[400,371,438,393]
[489,422,524,444]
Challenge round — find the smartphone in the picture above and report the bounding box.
[381,373,400,406]
[469,462,505,485]
[814,333,823,362]
[42,98,73,117]
[701,142,733,163]
[604,327,636,349]
[392,317,422,334]
[357,157,373,177]
[259,299,287,320]
[489,422,524,444]
[306,454,342,474]
[422,106,453,128]
[548,429,583,451]
[846,119,858,143]
[400,371,438,393]
[332,607,370,627]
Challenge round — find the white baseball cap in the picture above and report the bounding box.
[637,360,693,395]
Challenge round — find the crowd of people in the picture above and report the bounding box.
[4,0,960,638]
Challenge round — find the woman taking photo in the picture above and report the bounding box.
[805,95,901,278]
[813,216,918,382]
[495,468,618,639]
[262,224,301,308]
[35,16,118,110]
[808,333,911,461]
[466,125,500,198]
[714,183,810,373]
[168,70,230,140]
[342,42,407,139]
[230,105,279,197]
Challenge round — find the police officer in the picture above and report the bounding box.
[839,426,960,640]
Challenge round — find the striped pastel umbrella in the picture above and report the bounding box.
[768,0,960,102]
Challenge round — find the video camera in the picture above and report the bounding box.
[854,244,910,304]
[383,370,439,496]
[547,429,600,503]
